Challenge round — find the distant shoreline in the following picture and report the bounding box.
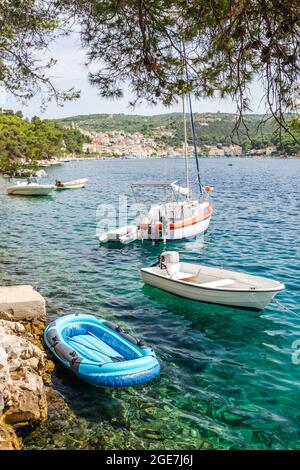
[50,154,298,164]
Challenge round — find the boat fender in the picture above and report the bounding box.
[118,331,147,349]
[46,328,60,346]
[70,356,84,371]
[103,321,147,349]
[103,321,119,331]
[54,342,80,363]
[119,331,137,344]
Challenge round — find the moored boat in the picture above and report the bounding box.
[44,313,160,387]
[140,252,285,310]
[137,192,213,241]
[55,178,88,189]
[7,181,55,196]
[99,225,139,244]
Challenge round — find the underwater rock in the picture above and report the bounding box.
[142,430,163,440]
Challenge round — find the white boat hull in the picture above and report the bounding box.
[139,200,212,241]
[7,184,55,196]
[140,255,285,310]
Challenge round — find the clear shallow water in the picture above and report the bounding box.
[0,157,300,450]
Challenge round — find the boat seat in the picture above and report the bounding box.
[199,279,235,288]
[175,272,194,280]
[177,268,202,282]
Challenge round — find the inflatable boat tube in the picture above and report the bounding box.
[44,313,160,387]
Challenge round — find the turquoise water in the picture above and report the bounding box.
[0,157,300,450]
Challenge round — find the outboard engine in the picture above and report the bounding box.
[159,251,180,277]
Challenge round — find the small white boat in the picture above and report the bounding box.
[7,181,55,196]
[55,178,88,189]
[140,252,285,310]
[99,225,139,244]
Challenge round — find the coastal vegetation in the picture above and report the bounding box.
[1,110,299,173]
[0,110,90,175]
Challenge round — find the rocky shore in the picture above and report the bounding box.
[0,286,53,450]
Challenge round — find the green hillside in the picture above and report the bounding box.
[56,112,277,151]
[0,110,90,175]
[55,112,300,155]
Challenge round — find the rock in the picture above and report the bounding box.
[0,393,4,415]
[0,286,45,322]
[0,320,48,428]
[0,423,21,450]
[0,286,56,450]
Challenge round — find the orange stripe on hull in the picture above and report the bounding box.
[139,206,213,231]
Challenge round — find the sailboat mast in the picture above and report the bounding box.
[187,92,203,196]
[182,95,189,199]
[181,42,203,196]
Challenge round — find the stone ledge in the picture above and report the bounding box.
[0,285,45,321]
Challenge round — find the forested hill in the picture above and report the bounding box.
[55,112,299,154]
[0,110,90,175]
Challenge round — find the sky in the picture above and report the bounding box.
[1,32,266,120]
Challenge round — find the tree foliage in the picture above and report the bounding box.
[0,1,299,132]
[0,109,90,175]
[65,1,300,128]
[0,0,79,108]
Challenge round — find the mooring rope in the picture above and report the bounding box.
[273,299,300,319]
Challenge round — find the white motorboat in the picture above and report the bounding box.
[55,178,88,189]
[7,181,55,196]
[140,252,285,310]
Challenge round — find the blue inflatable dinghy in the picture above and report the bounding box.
[44,313,160,387]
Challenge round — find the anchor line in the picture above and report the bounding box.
[273,299,300,319]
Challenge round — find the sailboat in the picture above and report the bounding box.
[99,93,213,244]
